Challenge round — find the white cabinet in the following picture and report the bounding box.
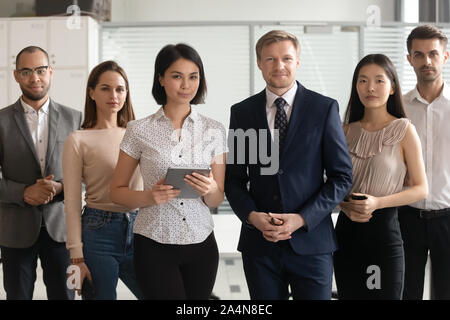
[9,20,47,68]
[49,19,88,68]
[9,73,20,105]
[0,71,7,108]
[0,21,7,68]
[50,69,88,111]
[0,16,99,112]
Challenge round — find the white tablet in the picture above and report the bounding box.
[163,167,211,199]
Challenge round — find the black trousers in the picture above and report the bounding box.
[398,206,450,300]
[134,232,219,300]
[334,208,404,300]
[0,226,74,300]
[334,244,404,300]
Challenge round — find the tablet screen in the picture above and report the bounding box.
[163,167,211,199]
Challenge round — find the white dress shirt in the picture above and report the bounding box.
[265,82,297,140]
[120,107,227,245]
[404,82,450,210]
[21,98,50,176]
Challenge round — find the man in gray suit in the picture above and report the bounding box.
[0,46,82,300]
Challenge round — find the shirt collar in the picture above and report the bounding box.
[266,81,298,108]
[408,81,450,103]
[21,97,50,115]
[155,106,198,123]
[154,106,166,121]
[442,81,450,101]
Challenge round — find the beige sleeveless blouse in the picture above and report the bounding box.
[346,118,411,197]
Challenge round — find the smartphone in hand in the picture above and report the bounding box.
[81,278,95,300]
[351,194,367,200]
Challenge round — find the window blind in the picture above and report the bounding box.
[363,26,450,94]
[102,25,250,128]
[252,25,360,118]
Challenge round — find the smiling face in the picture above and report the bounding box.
[407,38,449,84]
[89,71,127,118]
[257,40,300,96]
[356,63,394,110]
[159,58,200,106]
[14,50,53,103]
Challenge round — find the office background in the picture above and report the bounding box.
[3,0,450,125]
[0,0,446,299]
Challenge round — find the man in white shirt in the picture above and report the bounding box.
[0,46,82,299]
[399,25,450,300]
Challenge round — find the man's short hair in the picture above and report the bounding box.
[255,30,300,61]
[407,25,448,53]
[15,46,50,69]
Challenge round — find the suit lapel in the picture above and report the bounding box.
[44,99,60,175]
[282,82,308,154]
[13,100,40,166]
[254,89,270,131]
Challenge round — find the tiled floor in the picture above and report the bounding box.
[213,253,250,300]
[0,252,431,300]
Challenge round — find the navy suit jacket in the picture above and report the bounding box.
[225,82,352,256]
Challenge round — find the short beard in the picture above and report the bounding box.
[418,73,440,83]
[417,66,441,83]
[21,85,50,102]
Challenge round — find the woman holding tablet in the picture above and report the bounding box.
[333,54,428,299]
[63,60,143,299]
[110,44,227,299]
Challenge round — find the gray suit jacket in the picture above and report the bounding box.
[0,99,82,248]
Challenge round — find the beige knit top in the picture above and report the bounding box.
[63,128,143,258]
[346,118,411,197]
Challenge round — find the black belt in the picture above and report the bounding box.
[411,207,450,219]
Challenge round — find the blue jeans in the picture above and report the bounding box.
[82,207,143,300]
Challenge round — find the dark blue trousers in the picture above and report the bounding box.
[0,226,74,300]
[241,240,333,300]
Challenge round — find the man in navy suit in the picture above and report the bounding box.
[225,30,353,300]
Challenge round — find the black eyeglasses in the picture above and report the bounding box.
[17,66,49,78]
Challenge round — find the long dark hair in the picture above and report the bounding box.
[344,54,406,124]
[152,43,207,105]
[82,60,135,129]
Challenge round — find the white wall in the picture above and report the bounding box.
[111,0,396,23]
[0,0,396,23]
